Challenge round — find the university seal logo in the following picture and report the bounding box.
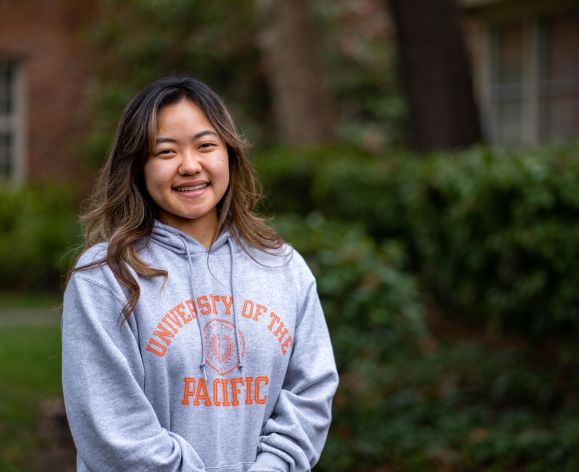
[203,319,246,376]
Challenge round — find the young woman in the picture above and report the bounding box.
[61,76,338,471]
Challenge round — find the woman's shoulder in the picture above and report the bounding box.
[241,240,314,278]
[75,242,109,268]
[68,242,131,302]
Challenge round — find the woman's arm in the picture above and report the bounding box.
[62,274,206,472]
[249,276,339,472]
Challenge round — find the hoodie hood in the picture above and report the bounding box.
[151,219,234,256]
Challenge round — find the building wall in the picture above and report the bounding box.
[0,0,98,182]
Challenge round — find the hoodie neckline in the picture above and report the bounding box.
[150,219,235,256]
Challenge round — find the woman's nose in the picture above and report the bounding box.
[178,150,202,175]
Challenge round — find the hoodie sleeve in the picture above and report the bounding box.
[248,274,339,472]
[62,273,206,472]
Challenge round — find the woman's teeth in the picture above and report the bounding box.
[175,184,208,192]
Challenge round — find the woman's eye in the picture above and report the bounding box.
[156,149,175,157]
[199,142,216,150]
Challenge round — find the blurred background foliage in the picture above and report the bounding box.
[261,146,579,470]
[84,0,404,163]
[256,145,579,341]
[0,184,80,292]
[85,0,272,156]
[2,0,579,470]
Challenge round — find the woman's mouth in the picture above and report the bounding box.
[174,183,209,192]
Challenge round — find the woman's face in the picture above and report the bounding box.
[144,98,230,245]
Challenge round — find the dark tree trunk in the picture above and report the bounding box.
[259,0,336,147]
[388,0,481,151]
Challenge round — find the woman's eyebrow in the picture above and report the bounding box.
[192,130,219,140]
[155,130,218,144]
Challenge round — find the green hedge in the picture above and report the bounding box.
[254,146,414,242]
[274,213,579,471]
[0,184,80,293]
[274,214,426,468]
[404,146,579,338]
[275,213,425,360]
[254,144,579,339]
[321,340,579,471]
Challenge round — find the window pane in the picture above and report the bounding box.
[539,14,579,142]
[497,100,522,146]
[543,95,577,141]
[491,23,524,145]
[496,23,524,86]
[0,62,13,115]
[0,132,12,178]
[543,15,577,82]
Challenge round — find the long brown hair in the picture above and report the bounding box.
[74,76,283,320]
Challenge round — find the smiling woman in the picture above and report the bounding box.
[61,76,338,472]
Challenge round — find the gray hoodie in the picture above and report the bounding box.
[62,220,338,472]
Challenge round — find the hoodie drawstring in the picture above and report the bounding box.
[178,233,208,383]
[177,231,244,382]
[227,239,245,378]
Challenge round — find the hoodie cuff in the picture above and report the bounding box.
[248,451,289,472]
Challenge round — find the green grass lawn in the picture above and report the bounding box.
[0,323,62,471]
[0,292,61,310]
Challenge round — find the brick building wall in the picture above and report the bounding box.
[0,0,98,182]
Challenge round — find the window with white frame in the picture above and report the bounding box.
[0,60,24,182]
[487,12,579,146]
